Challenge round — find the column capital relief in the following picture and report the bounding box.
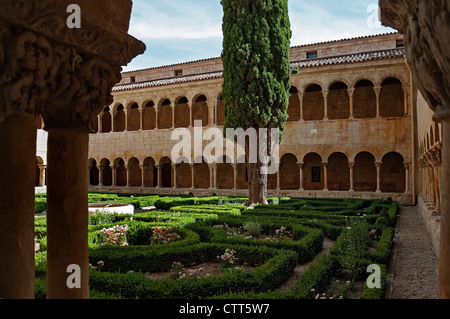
[348,161,355,169]
[0,0,145,129]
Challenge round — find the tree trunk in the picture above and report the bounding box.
[246,133,269,206]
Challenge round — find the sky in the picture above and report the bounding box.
[123,0,395,72]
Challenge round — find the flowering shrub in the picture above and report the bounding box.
[99,224,129,246]
[217,249,238,268]
[169,262,206,279]
[150,227,181,245]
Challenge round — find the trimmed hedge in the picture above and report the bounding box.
[88,243,298,299]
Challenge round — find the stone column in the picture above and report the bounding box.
[98,114,102,134]
[322,90,329,120]
[402,85,410,115]
[139,109,143,131]
[0,115,37,299]
[348,161,355,192]
[404,163,411,194]
[172,164,178,189]
[124,109,128,131]
[125,164,130,187]
[171,103,176,129]
[322,161,329,191]
[98,165,105,186]
[190,163,196,189]
[38,164,46,187]
[112,165,118,187]
[348,88,355,120]
[155,107,159,130]
[297,162,304,191]
[46,128,90,299]
[299,93,304,121]
[232,163,238,190]
[374,86,382,118]
[276,164,281,192]
[189,103,193,128]
[140,164,147,187]
[156,164,162,188]
[375,161,383,193]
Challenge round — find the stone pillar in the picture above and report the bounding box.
[171,103,176,129]
[190,163,196,189]
[232,163,238,190]
[348,88,355,120]
[155,107,159,130]
[375,161,382,193]
[156,164,162,188]
[124,109,128,131]
[140,164,147,187]
[322,161,329,191]
[276,164,281,192]
[404,163,411,194]
[98,165,104,186]
[402,85,410,115]
[374,86,382,118]
[172,164,178,189]
[139,109,143,131]
[98,115,102,134]
[208,164,214,189]
[297,162,304,191]
[38,164,46,187]
[299,93,304,121]
[46,128,89,299]
[189,103,193,128]
[112,165,118,187]
[0,115,37,299]
[349,161,355,192]
[125,164,130,187]
[322,90,329,120]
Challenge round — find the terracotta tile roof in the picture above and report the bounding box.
[113,48,405,92]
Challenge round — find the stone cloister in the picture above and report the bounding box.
[0,0,145,298]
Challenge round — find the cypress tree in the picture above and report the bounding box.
[221,0,292,205]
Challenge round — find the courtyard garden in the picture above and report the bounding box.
[33,193,398,299]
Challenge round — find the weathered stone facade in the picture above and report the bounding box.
[79,33,418,205]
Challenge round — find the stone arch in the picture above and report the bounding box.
[89,158,99,186]
[216,93,225,126]
[127,102,140,131]
[158,99,172,129]
[175,96,190,128]
[354,79,376,118]
[127,157,141,187]
[328,152,350,191]
[192,94,208,126]
[100,158,112,186]
[379,77,404,117]
[280,153,299,190]
[287,86,301,122]
[354,152,377,192]
[114,104,126,132]
[216,155,234,189]
[101,106,112,133]
[142,100,156,130]
[328,81,350,120]
[303,152,323,190]
[381,152,405,193]
[142,157,157,187]
[114,158,127,187]
[159,156,173,188]
[303,84,324,121]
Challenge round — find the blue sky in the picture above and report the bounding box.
[124,0,395,72]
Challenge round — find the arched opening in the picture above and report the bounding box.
[127,157,141,187]
[380,77,404,117]
[158,99,172,129]
[354,80,376,118]
[114,158,127,187]
[303,84,324,121]
[328,82,350,120]
[89,159,99,186]
[100,159,112,186]
[287,86,301,122]
[328,152,350,191]
[91,114,98,133]
[192,95,208,126]
[114,104,126,132]
[354,152,377,192]
[142,101,156,130]
[194,157,210,189]
[303,153,323,190]
[176,157,192,188]
[216,156,234,189]
[175,97,190,128]
[101,106,112,133]
[127,103,140,131]
[280,153,299,190]
[143,157,157,187]
[237,155,248,189]
[381,152,405,193]
[160,157,173,188]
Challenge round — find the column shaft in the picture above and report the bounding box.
[46,128,89,299]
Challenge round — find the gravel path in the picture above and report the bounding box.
[387,206,439,299]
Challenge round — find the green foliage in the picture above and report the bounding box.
[221,0,292,134]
